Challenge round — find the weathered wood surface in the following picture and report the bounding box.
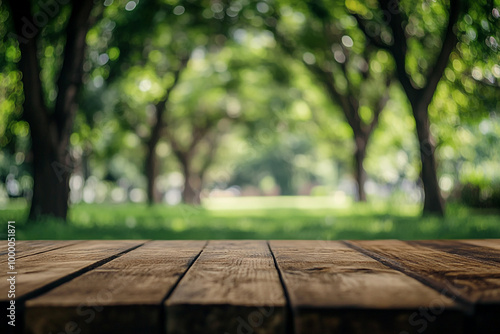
[0,240,144,304]
[1,239,499,334]
[270,240,463,334]
[346,240,500,304]
[0,240,81,260]
[461,238,500,251]
[25,241,205,334]
[409,240,500,265]
[165,240,287,334]
[347,239,500,333]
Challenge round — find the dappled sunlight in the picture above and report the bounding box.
[202,195,352,211]
[0,0,498,229]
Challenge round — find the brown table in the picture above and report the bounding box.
[2,239,500,333]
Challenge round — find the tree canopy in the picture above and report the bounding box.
[0,0,499,218]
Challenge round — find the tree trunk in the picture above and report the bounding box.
[145,135,161,205]
[8,0,97,221]
[144,61,187,205]
[181,160,201,205]
[29,140,71,220]
[182,175,202,206]
[354,135,367,202]
[412,103,445,216]
[182,178,201,205]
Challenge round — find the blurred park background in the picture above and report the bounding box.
[0,0,499,240]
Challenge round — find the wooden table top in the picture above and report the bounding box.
[2,239,500,334]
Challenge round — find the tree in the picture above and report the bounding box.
[161,45,252,204]
[145,59,188,204]
[7,0,101,219]
[165,112,225,205]
[103,0,236,204]
[266,1,393,201]
[352,0,462,215]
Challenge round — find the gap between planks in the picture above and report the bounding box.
[0,240,83,260]
[24,241,206,334]
[159,241,208,334]
[345,240,500,305]
[344,239,500,333]
[271,240,465,334]
[164,240,287,334]
[2,240,148,334]
[343,240,475,309]
[10,240,500,334]
[267,240,296,334]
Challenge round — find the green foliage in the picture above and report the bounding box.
[0,5,31,197]
[364,86,420,184]
[231,135,315,195]
[0,0,499,213]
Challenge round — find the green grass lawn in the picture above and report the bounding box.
[0,196,499,240]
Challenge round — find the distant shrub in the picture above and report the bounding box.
[460,182,500,209]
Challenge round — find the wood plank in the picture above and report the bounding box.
[0,240,82,260]
[460,239,500,251]
[347,239,500,304]
[25,241,205,334]
[2,240,144,334]
[409,240,500,266]
[165,240,286,334]
[347,239,500,334]
[270,240,464,334]
[0,240,144,304]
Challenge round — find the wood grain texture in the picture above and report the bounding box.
[270,240,463,334]
[347,239,500,333]
[0,240,82,260]
[0,240,144,304]
[347,240,500,304]
[4,239,499,334]
[165,240,286,334]
[410,240,500,265]
[460,239,500,251]
[25,240,205,334]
